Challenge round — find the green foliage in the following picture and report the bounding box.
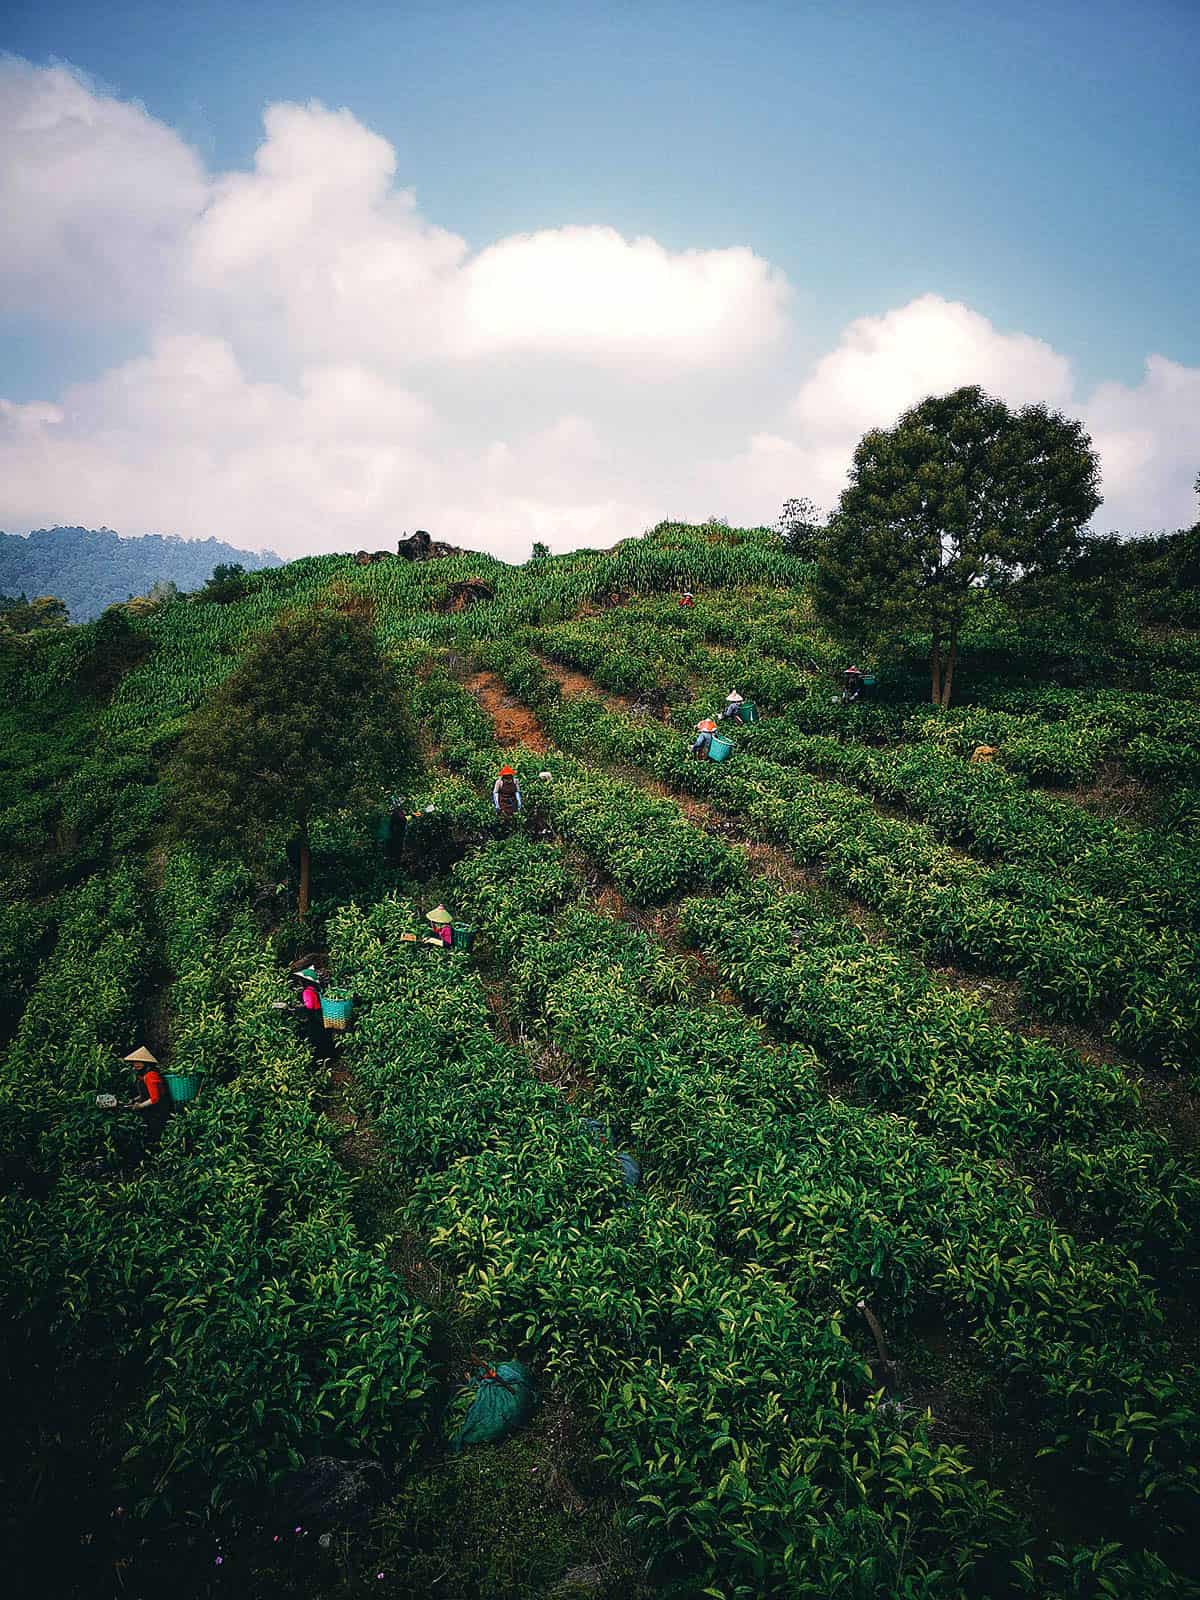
[5,516,1200,1596]
[170,606,417,888]
[0,526,281,622]
[815,386,1102,704]
[198,562,249,604]
[0,591,69,634]
[775,494,827,560]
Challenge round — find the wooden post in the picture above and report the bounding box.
[298,824,311,920]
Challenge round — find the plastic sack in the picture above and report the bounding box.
[450,1361,537,1451]
[615,1151,642,1188]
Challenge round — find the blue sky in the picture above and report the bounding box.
[1,0,1197,554]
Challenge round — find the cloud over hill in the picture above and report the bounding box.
[1,56,1196,558]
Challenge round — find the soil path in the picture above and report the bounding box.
[466,669,549,750]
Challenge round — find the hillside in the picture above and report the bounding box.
[1,522,1199,1600]
[0,525,283,620]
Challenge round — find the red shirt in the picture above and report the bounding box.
[142,1068,167,1105]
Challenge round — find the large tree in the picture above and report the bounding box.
[171,607,415,916]
[813,386,1102,705]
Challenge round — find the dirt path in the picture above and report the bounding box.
[466,669,549,750]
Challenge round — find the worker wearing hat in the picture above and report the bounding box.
[493,765,522,819]
[842,665,865,703]
[691,715,718,758]
[722,690,745,724]
[424,905,453,947]
[121,1047,171,1144]
[289,968,338,1063]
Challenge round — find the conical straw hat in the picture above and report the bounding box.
[123,1046,158,1064]
[426,904,452,923]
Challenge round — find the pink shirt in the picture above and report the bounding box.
[302,985,321,1010]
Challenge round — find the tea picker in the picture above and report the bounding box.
[103,1046,171,1148]
[492,765,522,818]
[691,716,718,758]
[279,966,338,1062]
[722,690,745,724]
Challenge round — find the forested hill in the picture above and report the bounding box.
[0,526,282,620]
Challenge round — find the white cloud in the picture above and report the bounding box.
[459,226,789,364]
[0,56,207,322]
[1084,355,1200,532]
[1,60,1196,558]
[790,294,1073,437]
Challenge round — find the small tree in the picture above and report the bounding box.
[529,541,550,562]
[170,607,415,916]
[814,386,1101,705]
[776,496,826,560]
[200,563,248,603]
[0,593,69,634]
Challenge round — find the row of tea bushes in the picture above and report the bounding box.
[327,887,1025,1599]
[541,696,1199,1071]
[451,836,1198,1587]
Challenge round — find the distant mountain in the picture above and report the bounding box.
[0,527,284,621]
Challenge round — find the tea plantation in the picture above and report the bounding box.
[2,522,1198,1598]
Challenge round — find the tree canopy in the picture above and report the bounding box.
[0,593,69,635]
[814,385,1102,705]
[170,607,416,915]
[775,496,827,560]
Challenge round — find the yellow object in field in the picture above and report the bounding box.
[970,745,998,763]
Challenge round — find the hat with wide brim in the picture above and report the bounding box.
[426,904,452,923]
[123,1046,158,1064]
[499,766,516,776]
[294,967,321,983]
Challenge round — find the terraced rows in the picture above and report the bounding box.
[529,691,1198,1071]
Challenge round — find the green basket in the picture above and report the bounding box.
[862,675,876,687]
[321,991,354,1031]
[163,1072,203,1106]
[741,702,758,723]
[708,735,733,762]
[451,924,476,951]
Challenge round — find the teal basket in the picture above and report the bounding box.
[862,675,876,687]
[741,702,758,723]
[708,736,733,762]
[163,1072,203,1106]
[321,991,354,1031]
[451,924,476,951]
[373,812,392,842]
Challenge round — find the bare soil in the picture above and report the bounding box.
[466,669,549,750]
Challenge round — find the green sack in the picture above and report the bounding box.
[449,1362,537,1452]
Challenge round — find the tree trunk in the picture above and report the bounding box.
[939,626,959,708]
[930,635,943,705]
[298,825,311,920]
